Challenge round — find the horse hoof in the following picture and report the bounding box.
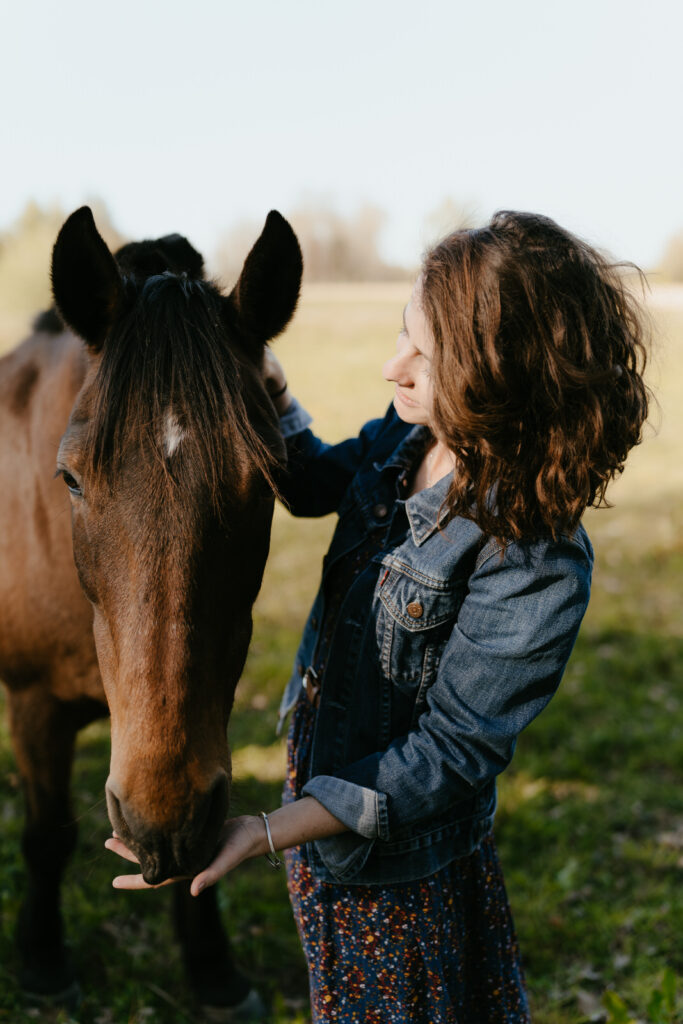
[201,987,269,1022]
[23,978,82,1013]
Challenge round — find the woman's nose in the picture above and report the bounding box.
[383,351,410,385]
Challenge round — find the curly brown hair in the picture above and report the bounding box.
[421,210,650,542]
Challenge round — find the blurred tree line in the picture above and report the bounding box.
[0,198,412,342]
[0,196,476,343]
[0,199,122,319]
[215,200,408,285]
[215,197,479,285]
[4,196,683,341]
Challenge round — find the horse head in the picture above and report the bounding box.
[51,206,302,884]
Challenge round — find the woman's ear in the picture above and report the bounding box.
[226,210,303,359]
[51,206,123,353]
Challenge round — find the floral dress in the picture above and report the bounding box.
[283,531,531,1024]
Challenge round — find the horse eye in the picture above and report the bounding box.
[61,472,83,497]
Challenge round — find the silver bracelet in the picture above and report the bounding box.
[260,812,282,869]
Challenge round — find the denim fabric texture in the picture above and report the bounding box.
[278,398,594,885]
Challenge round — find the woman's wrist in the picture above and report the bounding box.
[264,797,347,851]
[239,798,348,863]
[188,800,347,896]
[243,814,271,858]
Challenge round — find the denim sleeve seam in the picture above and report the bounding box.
[474,540,505,573]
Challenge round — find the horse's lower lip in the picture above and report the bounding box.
[138,846,206,884]
[141,862,182,886]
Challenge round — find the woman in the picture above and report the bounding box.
[107,211,649,1022]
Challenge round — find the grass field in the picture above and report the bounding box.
[1,282,682,1023]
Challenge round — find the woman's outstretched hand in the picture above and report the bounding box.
[104,815,266,897]
[105,798,347,896]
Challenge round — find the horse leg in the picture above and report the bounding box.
[7,687,101,1003]
[172,883,264,1015]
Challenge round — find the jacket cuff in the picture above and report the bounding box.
[279,396,313,438]
[302,775,391,841]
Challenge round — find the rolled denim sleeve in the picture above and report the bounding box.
[305,535,593,838]
[278,396,313,439]
[279,402,398,517]
[302,776,391,840]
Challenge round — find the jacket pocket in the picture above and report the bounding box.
[375,560,465,711]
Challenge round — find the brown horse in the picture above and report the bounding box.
[0,206,302,1008]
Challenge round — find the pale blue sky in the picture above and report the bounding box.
[2,0,681,269]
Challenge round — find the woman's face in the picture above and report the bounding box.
[383,281,434,426]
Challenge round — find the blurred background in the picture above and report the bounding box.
[1,1,682,1022]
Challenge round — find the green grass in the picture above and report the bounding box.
[1,283,682,1022]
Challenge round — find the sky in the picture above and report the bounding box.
[1,0,682,271]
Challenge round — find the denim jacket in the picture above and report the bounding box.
[277,398,593,885]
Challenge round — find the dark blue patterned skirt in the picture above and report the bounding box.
[284,692,531,1023]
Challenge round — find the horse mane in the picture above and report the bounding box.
[87,272,280,506]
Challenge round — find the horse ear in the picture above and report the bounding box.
[51,206,123,353]
[227,211,302,355]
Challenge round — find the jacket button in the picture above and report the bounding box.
[373,503,388,519]
[407,601,424,619]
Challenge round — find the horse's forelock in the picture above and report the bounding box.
[84,274,278,506]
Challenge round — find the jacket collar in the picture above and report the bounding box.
[406,475,452,546]
[374,425,452,547]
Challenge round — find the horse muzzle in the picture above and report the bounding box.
[105,771,229,884]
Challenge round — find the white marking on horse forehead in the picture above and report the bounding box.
[163,409,185,457]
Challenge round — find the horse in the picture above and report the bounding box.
[0,205,302,1011]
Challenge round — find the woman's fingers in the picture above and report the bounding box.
[112,873,184,891]
[104,816,261,896]
[190,838,243,896]
[190,817,262,897]
[104,836,140,865]
[190,861,222,897]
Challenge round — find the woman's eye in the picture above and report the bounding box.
[61,472,82,496]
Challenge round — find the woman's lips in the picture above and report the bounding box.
[395,387,419,407]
